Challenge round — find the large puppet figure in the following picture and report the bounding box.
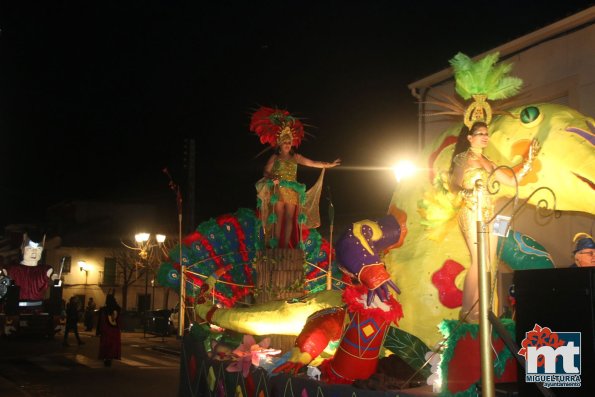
[252,107,340,248]
[0,234,55,301]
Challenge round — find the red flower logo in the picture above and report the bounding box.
[518,324,565,367]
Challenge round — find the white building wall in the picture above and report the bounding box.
[45,246,177,314]
[420,23,595,146]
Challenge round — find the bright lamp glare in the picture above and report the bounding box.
[135,233,150,243]
[156,234,166,243]
[392,160,416,182]
[78,261,89,271]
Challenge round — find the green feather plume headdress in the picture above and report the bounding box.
[450,52,523,128]
[416,53,524,233]
[450,52,523,101]
[424,52,524,128]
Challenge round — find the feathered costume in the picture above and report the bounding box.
[444,52,536,322]
[251,106,325,248]
[419,52,525,239]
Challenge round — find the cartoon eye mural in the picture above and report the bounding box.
[519,106,543,128]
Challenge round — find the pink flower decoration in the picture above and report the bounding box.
[226,335,281,377]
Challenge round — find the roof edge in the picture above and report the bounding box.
[408,6,595,91]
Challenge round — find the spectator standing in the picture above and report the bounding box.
[97,293,121,367]
[63,296,84,346]
[84,297,96,331]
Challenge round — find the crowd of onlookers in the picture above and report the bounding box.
[60,293,122,367]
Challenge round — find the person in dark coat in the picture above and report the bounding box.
[84,297,96,331]
[97,292,121,367]
[63,296,84,346]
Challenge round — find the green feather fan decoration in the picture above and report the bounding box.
[449,52,523,100]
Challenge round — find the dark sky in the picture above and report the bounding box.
[1,1,593,231]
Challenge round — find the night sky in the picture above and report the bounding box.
[1,1,593,232]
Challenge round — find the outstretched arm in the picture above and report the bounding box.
[295,154,341,169]
[493,139,541,186]
[492,165,517,186]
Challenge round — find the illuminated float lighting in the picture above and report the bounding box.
[197,290,344,336]
[392,160,416,182]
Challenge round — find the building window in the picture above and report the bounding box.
[103,257,116,285]
[137,293,151,313]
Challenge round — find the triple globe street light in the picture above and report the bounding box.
[134,233,166,307]
[132,233,166,337]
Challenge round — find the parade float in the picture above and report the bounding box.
[156,52,595,397]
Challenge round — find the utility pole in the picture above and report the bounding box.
[184,138,196,233]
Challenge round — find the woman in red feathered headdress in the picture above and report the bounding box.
[251,106,340,249]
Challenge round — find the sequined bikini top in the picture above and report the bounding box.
[271,157,297,181]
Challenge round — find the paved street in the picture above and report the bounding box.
[0,329,181,397]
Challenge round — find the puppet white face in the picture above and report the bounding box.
[21,241,43,267]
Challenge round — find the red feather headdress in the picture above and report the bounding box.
[249,106,305,148]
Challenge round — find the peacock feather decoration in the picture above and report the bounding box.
[156,208,339,308]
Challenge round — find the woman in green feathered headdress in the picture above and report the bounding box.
[447,52,540,323]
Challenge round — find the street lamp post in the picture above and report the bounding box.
[133,233,166,338]
[78,261,89,285]
[162,168,184,338]
[78,260,90,304]
[144,259,149,335]
[151,279,155,311]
